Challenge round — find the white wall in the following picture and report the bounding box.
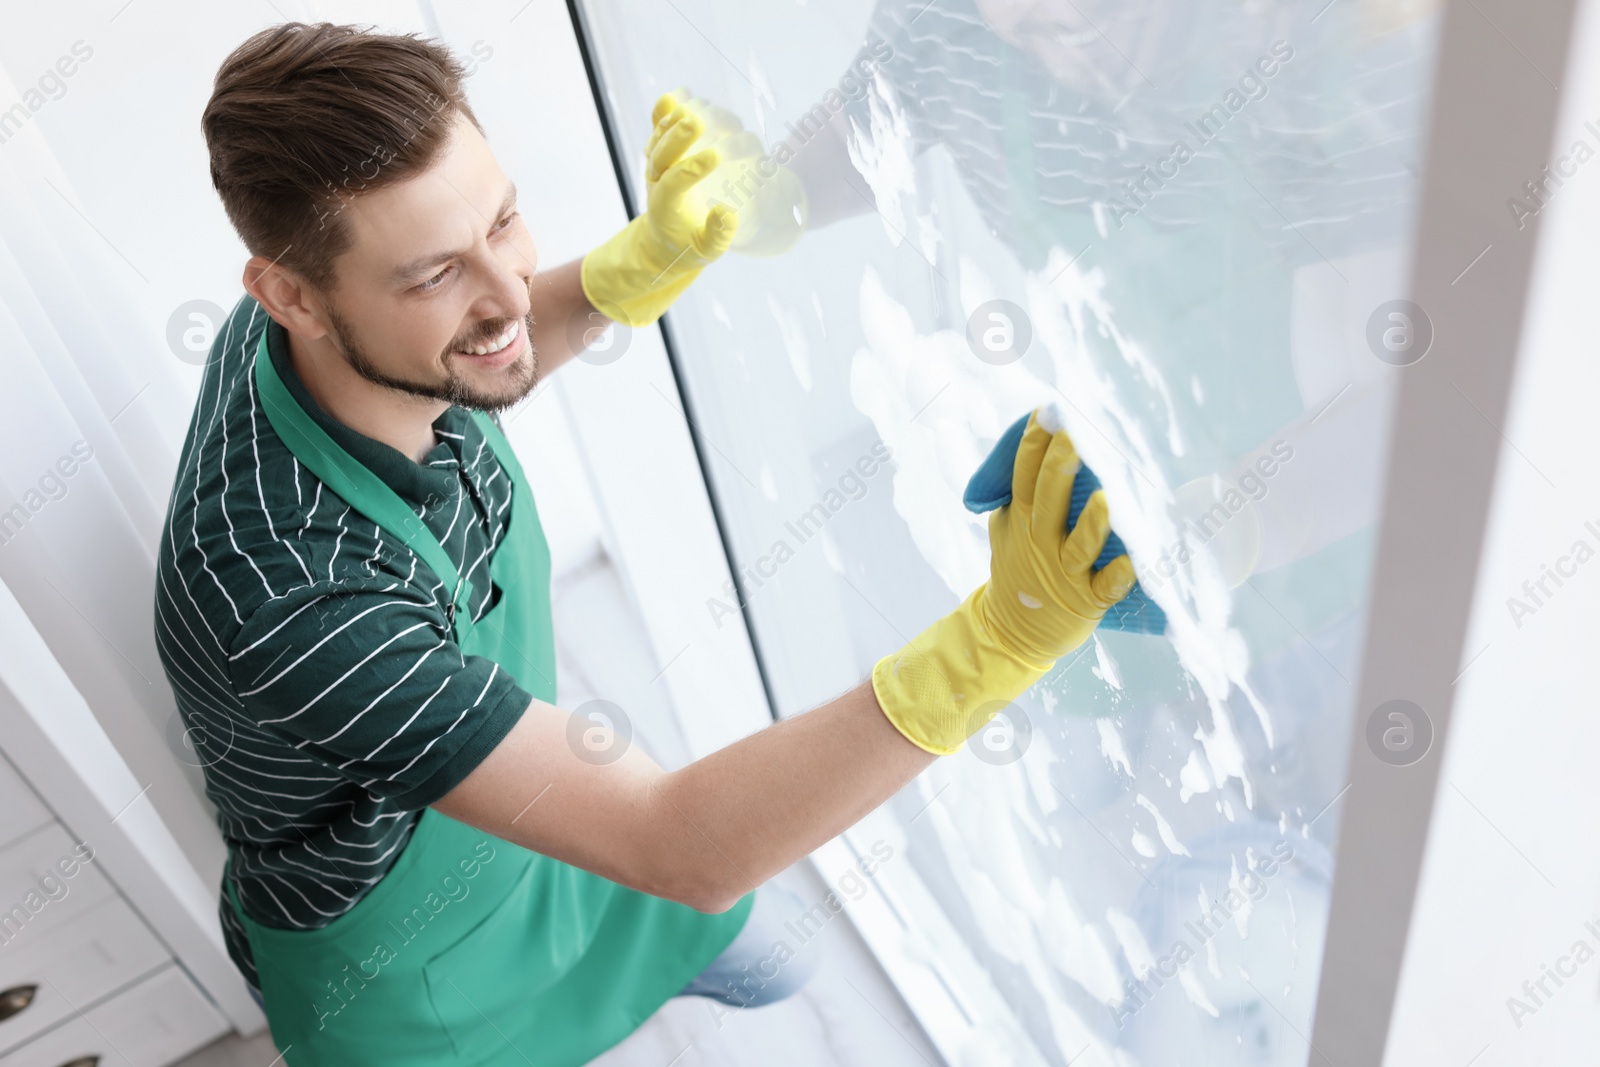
[1386,0,1600,1060]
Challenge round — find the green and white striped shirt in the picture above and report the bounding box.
[155,295,534,995]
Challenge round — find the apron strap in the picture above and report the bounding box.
[253,329,477,638]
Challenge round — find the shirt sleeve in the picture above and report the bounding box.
[838,0,975,156]
[227,580,531,810]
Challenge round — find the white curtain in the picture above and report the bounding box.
[0,57,224,883]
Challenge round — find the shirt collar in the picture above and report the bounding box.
[264,316,477,507]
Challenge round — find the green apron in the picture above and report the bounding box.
[229,332,754,1066]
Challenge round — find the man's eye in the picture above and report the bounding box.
[418,266,452,293]
[494,212,518,233]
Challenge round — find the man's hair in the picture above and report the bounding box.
[202,22,481,293]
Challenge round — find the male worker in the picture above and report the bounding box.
[156,22,1133,1067]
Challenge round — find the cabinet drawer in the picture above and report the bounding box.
[0,896,171,1056]
[0,825,113,955]
[0,964,229,1067]
[0,759,50,855]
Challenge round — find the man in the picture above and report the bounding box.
[157,22,1132,1067]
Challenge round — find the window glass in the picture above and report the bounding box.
[580,1,1440,1060]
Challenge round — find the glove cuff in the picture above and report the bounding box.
[581,216,708,328]
[870,586,1053,756]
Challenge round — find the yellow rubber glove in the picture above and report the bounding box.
[581,93,738,327]
[872,407,1137,755]
[668,93,809,257]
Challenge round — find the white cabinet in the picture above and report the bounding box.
[0,897,173,1055]
[0,759,225,1066]
[0,824,116,955]
[0,965,229,1067]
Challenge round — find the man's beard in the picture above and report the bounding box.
[324,301,539,413]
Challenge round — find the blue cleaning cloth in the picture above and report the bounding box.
[963,413,1167,635]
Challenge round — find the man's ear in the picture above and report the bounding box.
[242,256,331,342]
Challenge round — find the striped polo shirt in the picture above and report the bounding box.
[847,0,1429,268]
[154,294,535,995]
[840,0,1429,457]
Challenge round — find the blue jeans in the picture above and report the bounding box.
[675,884,820,1009]
[244,885,819,1013]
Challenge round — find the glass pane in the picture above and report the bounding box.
[580,1,1440,1061]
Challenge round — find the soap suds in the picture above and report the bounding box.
[1178,748,1213,803]
[1105,907,1157,979]
[1135,794,1190,856]
[828,105,1363,1054]
[1023,246,1268,802]
[1092,634,1123,689]
[849,267,1049,598]
[1177,963,1221,1018]
[1096,718,1133,777]
[845,75,939,265]
[915,771,1116,1059]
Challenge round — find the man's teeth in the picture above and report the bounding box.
[460,320,519,356]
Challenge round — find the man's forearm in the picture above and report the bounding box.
[650,680,936,911]
[432,680,935,914]
[786,108,878,230]
[528,256,598,377]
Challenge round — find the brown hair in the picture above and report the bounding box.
[202,22,482,292]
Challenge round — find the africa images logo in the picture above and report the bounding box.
[310,839,497,1030]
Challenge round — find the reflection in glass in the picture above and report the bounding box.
[582,1,1439,1061]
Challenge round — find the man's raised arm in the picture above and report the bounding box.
[434,408,1135,911]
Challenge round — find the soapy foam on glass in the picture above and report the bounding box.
[851,249,1267,801]
[837,75,1313,1058]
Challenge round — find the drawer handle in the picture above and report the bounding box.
[55,1059,99,1067]
[0,984,36,1022]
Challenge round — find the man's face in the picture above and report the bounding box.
[317,112,538,412]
